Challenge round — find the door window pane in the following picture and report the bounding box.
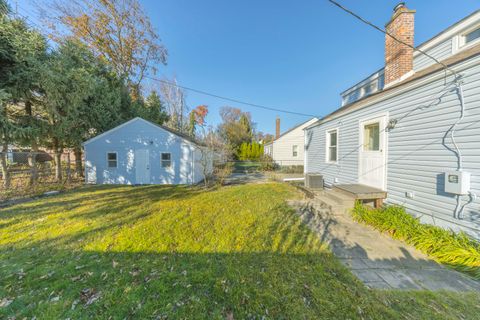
[364,123,380,151]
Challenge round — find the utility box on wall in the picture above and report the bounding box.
[444,171,471,195]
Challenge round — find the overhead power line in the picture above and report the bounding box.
[327,0,459,80]
[12,6,319,118]
[145,75,319,118]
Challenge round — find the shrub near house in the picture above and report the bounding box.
[352,203,480,279]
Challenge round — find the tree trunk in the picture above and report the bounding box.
[66,152,71,183]
[28,141,38,186]
[53,138,62,181]
[26,100,38,186]
[0,140,10,189]
[74,146,83,177]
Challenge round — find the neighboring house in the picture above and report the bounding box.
[265,117,318,167]
[83,117,212,185]
[305,4,480,238]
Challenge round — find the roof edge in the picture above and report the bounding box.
[83,117,204,147]
[305,45,480,131]
[271,117,318,142]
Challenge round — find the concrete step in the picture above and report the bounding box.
[314,188,356,213]
[324,189,356,205]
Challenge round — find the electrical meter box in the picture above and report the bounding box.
[444,171,471,195]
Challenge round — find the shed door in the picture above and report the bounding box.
[358,115,387,190]
[135,149,150,184]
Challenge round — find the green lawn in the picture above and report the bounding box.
[1,183,479,319]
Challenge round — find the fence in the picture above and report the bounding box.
[0,151,84,202]
[229,159,305,174]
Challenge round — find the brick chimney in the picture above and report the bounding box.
[384,2,415,86]
[275,117,280,139]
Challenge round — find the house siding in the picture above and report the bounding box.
[306,57,480,239]
[84,118,206,185]
[413,39,453,71]
[270,118,317,166]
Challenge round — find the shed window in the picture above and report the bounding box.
[465,27,480,44]
[161,153,171,168]
[292,145,298,157]
[326,129,338,163]
[107,152,117,168]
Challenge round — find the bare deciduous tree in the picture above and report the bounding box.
[160,77,189,133]
[198,125,225,188]
[42,0,167,95]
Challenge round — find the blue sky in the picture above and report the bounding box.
[16,0,480,135]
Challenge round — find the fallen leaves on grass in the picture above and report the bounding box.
[0,297,14,307]
[80,288,101,306]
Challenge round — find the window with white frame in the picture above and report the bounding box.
[292,145,298,157]
[161,153,171,168]
[458,25,480,49]
[107,152,117,168]
[465,27,480,44]
[326,129,338,163]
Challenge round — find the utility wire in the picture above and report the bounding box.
[145,75,319,118]
[327,0,459,80]
[12,4,319,118]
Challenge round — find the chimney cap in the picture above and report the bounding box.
[393,2,406,12]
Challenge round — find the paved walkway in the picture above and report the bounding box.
[288,198,480,291]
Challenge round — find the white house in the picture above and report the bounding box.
[264,117,318,167]
[83,117,212,185]
[305,4,480,238]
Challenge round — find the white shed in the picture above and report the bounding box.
[83,117,212,185]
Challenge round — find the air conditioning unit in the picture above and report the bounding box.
[305,174,324,189]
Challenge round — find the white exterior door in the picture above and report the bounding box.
[358,115,387,190]
[135,149,150,184]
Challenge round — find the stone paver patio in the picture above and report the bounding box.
[288,198,480,291]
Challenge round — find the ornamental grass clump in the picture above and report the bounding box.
[352,202,480,279]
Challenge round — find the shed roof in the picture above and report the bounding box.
[83,117,205,147]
